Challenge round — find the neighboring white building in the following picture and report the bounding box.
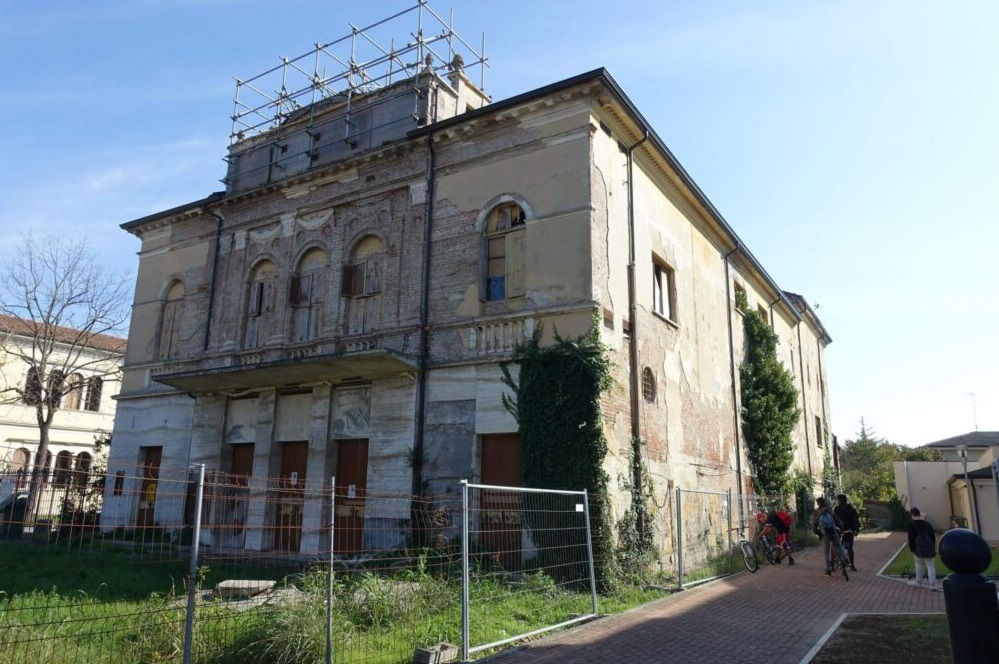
[0,314,125,515]
[894,431,999,541]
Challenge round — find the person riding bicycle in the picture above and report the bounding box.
[834,493,860,571]
[756,508,796,565]
[812,496,848,576]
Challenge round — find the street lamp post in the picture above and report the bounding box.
[956,445,979,533]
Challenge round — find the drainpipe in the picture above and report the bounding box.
[202,206,225,352]
[815,334,829,458]
[412,133,436,497]
[625,131,648,537]
[796,321,812,475]
[723,247,745,519]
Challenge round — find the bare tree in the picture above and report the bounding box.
[0,234,130,522]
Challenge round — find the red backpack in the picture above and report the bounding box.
[776,510,794,529]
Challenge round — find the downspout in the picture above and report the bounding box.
[412,133,436,497]
[971,474,982,533]
[723,247,745,519]
[815,333,829,459]
[796,321,812,475]
[625,131,648,537]
[202,206,225,352]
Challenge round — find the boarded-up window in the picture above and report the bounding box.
[344,236,383,336]
[485,201,527,301]
[158,281,186,360]
[290,248,326,342]
[245,260,277,349]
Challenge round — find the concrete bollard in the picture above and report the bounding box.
[940,528,999,664]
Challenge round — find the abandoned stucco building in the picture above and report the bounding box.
[104,21,832,554]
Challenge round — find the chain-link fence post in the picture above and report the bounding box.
[182,463,205,664]
[676,486,683,590]
[460,479,470,662]
[326,475,335,664]
[582,489,598,616]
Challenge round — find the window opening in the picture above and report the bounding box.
[485,201,526,301]
[159,281,186,360]
[343,236,384,335]
[641,367,657,403]
[290,248,327,342]
[85,377,103,412]
[245,261,277,349]
[652,259,676,321]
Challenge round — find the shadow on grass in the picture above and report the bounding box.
[810,614,950,664]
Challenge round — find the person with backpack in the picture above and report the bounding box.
[756,507,796,565]
[907,507,940,591]
[812,496,848,576]
[834,493,861,571]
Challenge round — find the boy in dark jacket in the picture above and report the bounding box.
[907,507,939,590]
[834,494,861,571]
[812,496,847,575]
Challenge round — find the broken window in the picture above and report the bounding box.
[652,259,677,322]
[343,236,384,336]
[290,248,327,342]
[485,201,526,301]
[158,280,186,360]
[245,260,277,349]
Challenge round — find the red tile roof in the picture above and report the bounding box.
[0,314,127,355]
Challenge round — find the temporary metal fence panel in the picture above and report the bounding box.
[461,481,598,660]
[0,457,605,663]
[676,487,732,589]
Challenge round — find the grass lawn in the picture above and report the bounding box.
[810,614,951,664]
[0,541,671,664]
[881,543,999,577]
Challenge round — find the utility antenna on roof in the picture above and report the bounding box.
[964,392,979,431]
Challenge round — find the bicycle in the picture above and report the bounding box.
[757,533,781,565]
[825,529,851,581]
[734,528,759,573]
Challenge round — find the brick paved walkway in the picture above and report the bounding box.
[489,532,944,664]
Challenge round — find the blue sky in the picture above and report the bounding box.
[1,1,996,446]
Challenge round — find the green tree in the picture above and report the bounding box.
[838,419,942,503]
[737,293,801,495]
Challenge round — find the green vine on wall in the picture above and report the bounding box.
[616,439,657,582]
[736,290,801,495]
[500,319,618,591]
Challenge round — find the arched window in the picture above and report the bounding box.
[74,452,93,488]
[23,366,41,405]
[290,248,326,342]
[245,260,277,349]
[158,280,186,360]
[485,201,526,301]
[64,373,84,410]
[342,236,383,335]
[85,377,103,412]
[53,451,73,488]
[46,370,65,408]
[10,448,30,491]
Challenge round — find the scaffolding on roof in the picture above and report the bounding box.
[229,0,488,144]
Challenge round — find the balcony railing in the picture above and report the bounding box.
[468,317,535,356]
